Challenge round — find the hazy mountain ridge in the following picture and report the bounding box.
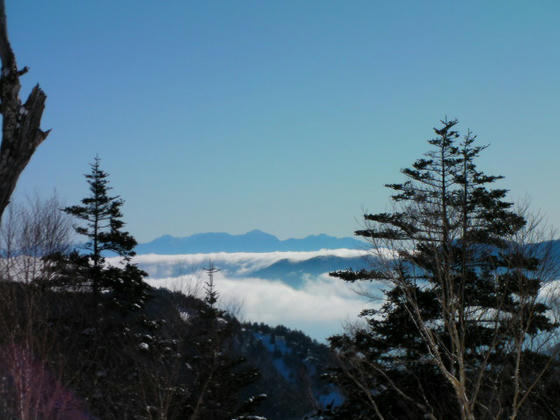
[250,255,371,288]
[136,229,366,254]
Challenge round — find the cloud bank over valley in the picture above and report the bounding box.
[116,249,384,341]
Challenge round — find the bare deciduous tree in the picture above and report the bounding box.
[0,193,71,283]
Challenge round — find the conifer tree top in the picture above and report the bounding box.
[65,155,137,263]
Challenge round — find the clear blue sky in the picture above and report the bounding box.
[8,0,560,242]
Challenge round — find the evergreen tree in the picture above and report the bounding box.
[187,263,266,420]
[61,156,148,310]
[323,120,559,419]
[203,260,220,311]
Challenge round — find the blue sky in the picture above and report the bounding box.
[8,1,560,242]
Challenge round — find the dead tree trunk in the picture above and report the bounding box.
[0,0,49,222]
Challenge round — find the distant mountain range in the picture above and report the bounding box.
[136,229,366,254]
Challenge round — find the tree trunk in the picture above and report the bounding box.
[0,0,49,222]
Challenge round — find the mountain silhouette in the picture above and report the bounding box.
[135,230,366,254]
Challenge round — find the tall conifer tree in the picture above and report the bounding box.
[63,156,147,309]
[323,120,559,419]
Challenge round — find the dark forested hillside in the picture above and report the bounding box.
[0,280,339,419]
[239,323,341,419]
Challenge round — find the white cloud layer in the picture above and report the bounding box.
[122,248,372,278]
[115,249,387,341]
[145,270,382,342]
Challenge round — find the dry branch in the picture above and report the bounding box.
[0,0,49,221]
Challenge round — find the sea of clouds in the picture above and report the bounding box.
[118,249,386,341]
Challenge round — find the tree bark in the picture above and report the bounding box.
[0,0,49,222]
